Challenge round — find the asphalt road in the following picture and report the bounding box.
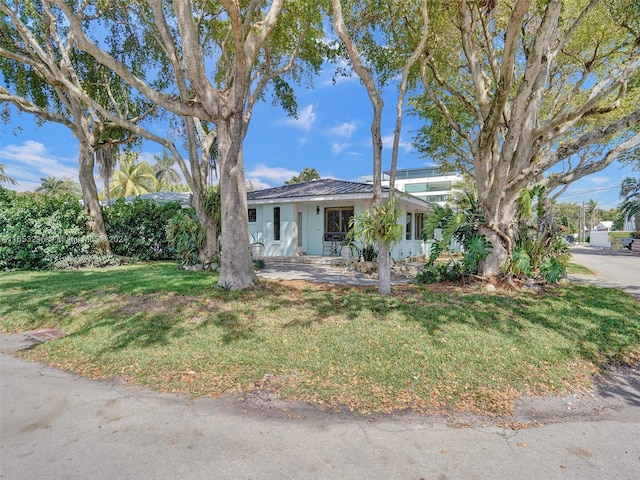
[568,245,640,299]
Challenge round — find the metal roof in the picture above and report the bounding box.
[247,178,431,211]
[247,179,387,200]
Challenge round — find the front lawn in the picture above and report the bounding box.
[1,262,638,417]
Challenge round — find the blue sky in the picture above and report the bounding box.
[0,63,634,209]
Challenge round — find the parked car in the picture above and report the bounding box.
[619,238,634,250]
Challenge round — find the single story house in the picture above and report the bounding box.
[246,179,432,259]
[593,221,613,232]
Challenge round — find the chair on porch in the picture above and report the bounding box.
[322,232,346,256]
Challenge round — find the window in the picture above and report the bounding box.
[406,213,412,240]
[426,181,451,192]
[273,207,280,241]
[418,194,451,203]
[297,211,302,247]
[325,207,353,233]
[405,183,428,193]
[248,208,256,223]
[415,213,424,240]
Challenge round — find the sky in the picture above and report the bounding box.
[0,63,635,209]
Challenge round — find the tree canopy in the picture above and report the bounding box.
[411,0,640,276]
[285,167,321,184]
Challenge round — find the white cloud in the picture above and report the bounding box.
[332,142,350,155]
[282,104,317,132]
[382,134,413,152]
[245,178,272,191]
[584,175,613,186]
[328,121,358,139]
[0,141,77,190]
[246,164,298,185]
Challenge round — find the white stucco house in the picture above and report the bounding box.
[593,221,614,232]
[246,179,432,259]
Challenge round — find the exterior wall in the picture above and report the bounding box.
[589,230,611,248]
[249,199,432,260]
[387,175,462,205]
[248,203,296,256]
[250,199,428,258]
[359,169,463,206]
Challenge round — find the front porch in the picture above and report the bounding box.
[252,254,344,267]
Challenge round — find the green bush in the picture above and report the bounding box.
[103,198,181,260]
[166,209,205,266]
[53,253,124,269]
[0,187,97,271]
[415,261,464,284]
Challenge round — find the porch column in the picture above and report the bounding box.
[293,202,300,256]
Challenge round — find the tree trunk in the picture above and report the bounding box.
[216,119,256,290]
[477,199,517,278]
[191,191,219,263]
[103,177,111,208]
[78,141,111,253]
[478,227,509,278]
[377,242,391,295]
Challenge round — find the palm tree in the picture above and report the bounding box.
[35,176,80,195]
[619,177,640,229]
[96,144,117,207]
[285,167,321,185]
[0,163,17,186]
[153,151,181,187]
[109,153,155,199]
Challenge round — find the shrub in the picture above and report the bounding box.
[103,198,181,260]
[415,261,463,284]
[0,187,97,271]
[53,253,125,269]
[166,209,205,266]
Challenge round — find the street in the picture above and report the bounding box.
[569,245,640,299]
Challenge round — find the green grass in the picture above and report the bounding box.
[1,262,638,417]
[567,262,595,275]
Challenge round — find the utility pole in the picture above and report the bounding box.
[581,200,585,244]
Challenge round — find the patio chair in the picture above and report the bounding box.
[323,233,336,256]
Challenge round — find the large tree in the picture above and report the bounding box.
[285,167,321,185]
[413,0,640,277]
[0,0,159,251]
[35,176,80,196]
[109,153,155,199]
[331,0,430,294]
[55,0,325,289]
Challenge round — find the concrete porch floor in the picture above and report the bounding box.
[255,256,413,286]
[254,254,345,266]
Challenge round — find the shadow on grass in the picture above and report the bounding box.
[3,264,640,412]
[208,311,255,343]
[68,305,190,352]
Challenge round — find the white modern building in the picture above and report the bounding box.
[358,167,463,205]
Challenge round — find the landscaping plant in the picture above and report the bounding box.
[0,187,99,270]
[103,198,181,261]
